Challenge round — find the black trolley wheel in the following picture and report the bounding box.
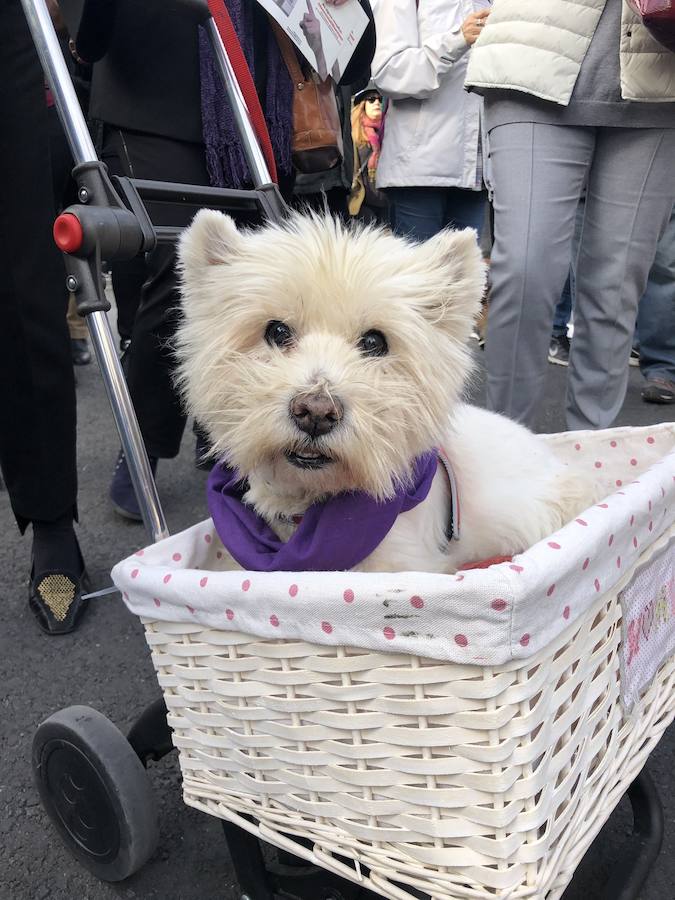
[32,705,159,882]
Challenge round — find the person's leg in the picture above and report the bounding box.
[66,295,87,340]
[441,188,489,344]
[548,277,573,366]
[443,187,488,239]
[104,128,211,517]
[0,3,85,632]
[387,187,447,242]
[67,294,91,365]
[105,129,210,459]
[552,278,572,339]
[0,6,76,526]
[550,193,585,364]
[485,123,593,427]
[637,203,675,403]
[97,125,149,350]
[46,105,74,211]
[49,106,91,365]
[110,259,146,350]
[549,197,585,364]
[566,129,675,429]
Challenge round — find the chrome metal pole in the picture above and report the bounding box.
[205,18,273,190]
[20,0,169,543]
[20,0,96,166]
[87,311,169,543]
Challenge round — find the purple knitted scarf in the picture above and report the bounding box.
[198,0,293,188]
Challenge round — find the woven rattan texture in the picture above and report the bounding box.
[143,558,674,899]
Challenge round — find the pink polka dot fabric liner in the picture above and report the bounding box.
[112,424,675,667]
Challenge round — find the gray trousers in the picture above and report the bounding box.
[484,123,675,430]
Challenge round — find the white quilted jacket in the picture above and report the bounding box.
[465,0,675,104]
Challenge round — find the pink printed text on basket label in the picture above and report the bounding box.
[619,539,675,711]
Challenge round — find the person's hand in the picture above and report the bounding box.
[462,8,490,45]
[300,0,329,80]
[300,0,322,52]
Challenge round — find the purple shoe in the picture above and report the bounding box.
[110,451,158,521]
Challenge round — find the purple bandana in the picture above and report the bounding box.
[207,452,439,572]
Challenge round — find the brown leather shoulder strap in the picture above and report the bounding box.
[268,16,305,86]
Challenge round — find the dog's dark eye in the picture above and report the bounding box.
[358,329,388,357]
[265,320,294,348]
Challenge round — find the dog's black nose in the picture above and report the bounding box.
[290,392,343,437]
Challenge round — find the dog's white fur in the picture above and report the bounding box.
[176,210,593,574]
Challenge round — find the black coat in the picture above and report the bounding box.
[60,0,375,144]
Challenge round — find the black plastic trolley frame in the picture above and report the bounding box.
[21,0,665,897]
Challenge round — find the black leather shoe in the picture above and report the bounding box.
[29,550,89,635]
[71,338,91,366]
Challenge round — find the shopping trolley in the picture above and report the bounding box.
[23,1,674,898]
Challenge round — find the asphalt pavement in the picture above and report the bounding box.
[1,335,673,900]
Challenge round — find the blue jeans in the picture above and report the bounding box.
[553,274,574,337]
[387,186,487,242]
[638,204,675,384]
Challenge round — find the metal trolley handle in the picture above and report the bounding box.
[20,0,283,543]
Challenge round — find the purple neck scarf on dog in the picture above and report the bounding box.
[207,452,439,572]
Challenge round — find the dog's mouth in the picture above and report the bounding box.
[285,448,334,470]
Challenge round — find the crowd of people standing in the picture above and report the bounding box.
[0,0,673,635]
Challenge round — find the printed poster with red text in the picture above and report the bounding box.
[255,0,368,82]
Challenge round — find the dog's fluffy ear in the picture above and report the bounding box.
[421,227,486,333]
[178,209,244,277]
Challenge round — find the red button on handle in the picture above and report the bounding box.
[53,212,84,253]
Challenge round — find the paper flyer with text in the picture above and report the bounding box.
[256,0,368,82]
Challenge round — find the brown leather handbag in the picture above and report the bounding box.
[270,19,343,174]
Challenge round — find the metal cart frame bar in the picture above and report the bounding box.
[20,0,277,544]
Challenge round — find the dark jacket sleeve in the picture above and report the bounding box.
[337,0,375,88]
[59,0,117,62]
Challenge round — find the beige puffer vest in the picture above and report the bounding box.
[465,0,675,105]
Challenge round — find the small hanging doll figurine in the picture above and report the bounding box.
[348,82,388,225]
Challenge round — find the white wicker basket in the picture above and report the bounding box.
[113,425,675,899]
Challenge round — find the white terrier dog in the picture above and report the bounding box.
[176,211,592,574]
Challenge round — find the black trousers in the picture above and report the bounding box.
[97,125,210,459]
[0,1,77,531]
